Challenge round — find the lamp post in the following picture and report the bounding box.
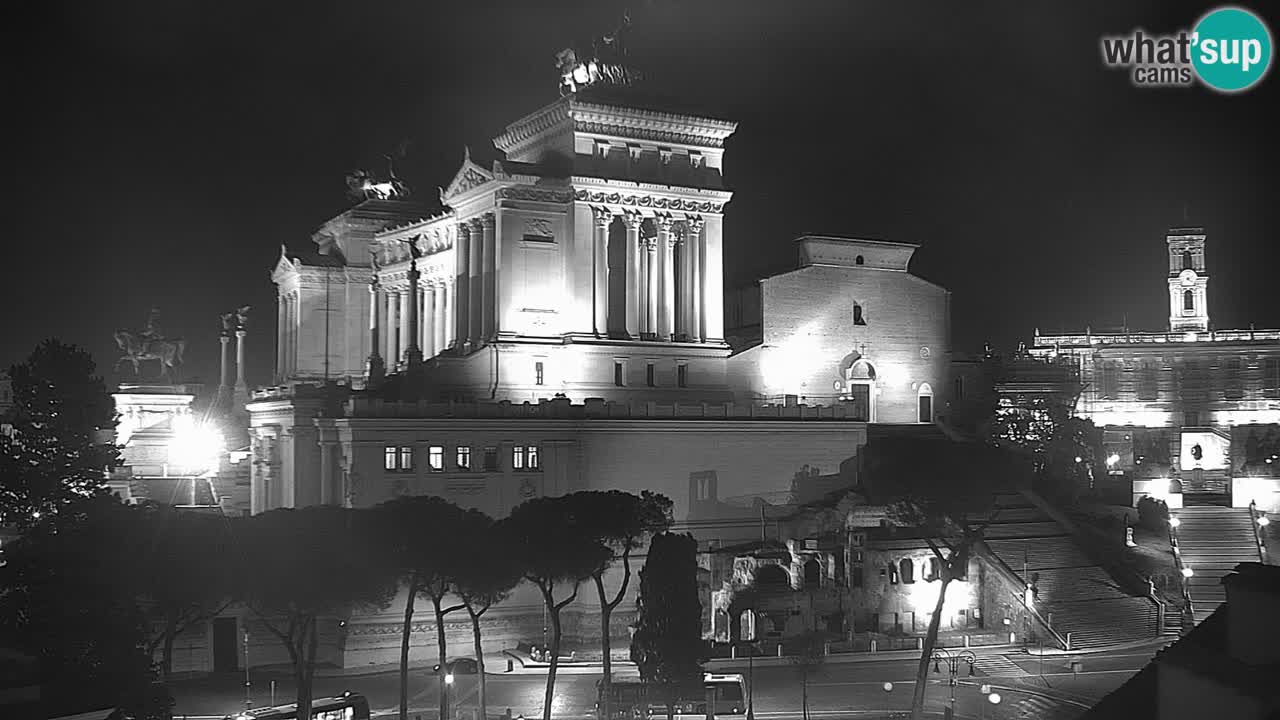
[930,649,976,720]
[881,682,894,717]
[243,627,252,711]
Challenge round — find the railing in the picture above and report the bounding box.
[1248,500,1268,563]
[1035,328,1280,347]
[1167,520,1195,624]
[345,396,869,420]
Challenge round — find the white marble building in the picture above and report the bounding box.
[242,83,953,668]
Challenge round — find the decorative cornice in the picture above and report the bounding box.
[568,100,737,149]
[573,189,724,215]
[493,100,573,155]
[496,186,575,204]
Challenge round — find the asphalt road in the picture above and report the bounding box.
[169,642,1167,720]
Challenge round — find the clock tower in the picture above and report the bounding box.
[1167,227,1209,332]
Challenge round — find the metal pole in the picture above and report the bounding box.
[747,639,755,720]
[243,627,251,710]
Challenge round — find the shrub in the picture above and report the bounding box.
[1136,496,1170,531]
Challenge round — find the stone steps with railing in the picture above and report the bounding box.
[1172,506,1262,624]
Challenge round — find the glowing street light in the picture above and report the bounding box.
[168,415,224,476]
[1169,517,1182,528]
[1181,567,1194,578]
[1107,453,1120,467]
[1258,515,1271,527]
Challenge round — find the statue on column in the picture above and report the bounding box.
[220,311,236,337]
[235,305,252,331]
[114,307,186,382]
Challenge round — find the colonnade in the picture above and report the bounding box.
[369,277,456,369]
[592,209,708,342]
[276,290,299,379]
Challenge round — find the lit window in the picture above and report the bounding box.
[614,361,625,387]
[428,446,444,472]
[677,364,688,388]
[535,361,544,386]
[483,446,498,471]
[385,445,413,472]
[456,446,471,470]
[646,363,656,387]
[513,445,542,472]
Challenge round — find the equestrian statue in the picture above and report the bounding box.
[115,307,186,382]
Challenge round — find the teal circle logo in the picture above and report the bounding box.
[1192,6,1273,92]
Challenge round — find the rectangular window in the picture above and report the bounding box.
[513,445,541,471]
[428,446,444,472]
[386,445,413,472]
[677,364,688,388]
[535,361,544,386]
[646,363,655,387]
[456,446,471,471]
[483,446,499,471]
[1266,358,1280,398]
[614,361,625,387]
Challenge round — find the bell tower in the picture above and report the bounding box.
[1167,227,1209,332]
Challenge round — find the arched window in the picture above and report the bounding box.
[755,564,790,589]
[899,558,915,584]
[927,557,941,581]
[1182,250,1193,270]
[855,255,865,265]
[1184,290,1195,312]
[853,304,866,326]
[803,558,821,588]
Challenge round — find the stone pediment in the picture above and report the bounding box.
[441,149,494,203]
[271,245,298,282]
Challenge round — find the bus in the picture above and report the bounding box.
[596,673,746,719]
[224,692,371,720]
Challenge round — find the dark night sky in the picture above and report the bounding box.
[6,1,1278,391]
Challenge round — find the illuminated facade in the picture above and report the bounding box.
[1030,228,1280,508]
[245,84,953,668]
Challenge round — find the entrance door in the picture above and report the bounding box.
[212,617,238,672]
[846,384,871,421]
[918,394,933,423]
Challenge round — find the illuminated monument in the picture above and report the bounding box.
[1030,228,1280,509]
[244,28,953,668]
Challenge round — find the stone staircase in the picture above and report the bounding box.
[1181,468,1232,505]
[1173,506,1262,624]
[980,494,1160,650]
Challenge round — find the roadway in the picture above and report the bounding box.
[168,641,1168,720]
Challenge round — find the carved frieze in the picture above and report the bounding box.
[496,186,575,204]
[524,218,554,238]
[573,189,723,214]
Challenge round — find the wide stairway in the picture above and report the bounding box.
[980,494,1160,649]
[1173,505,1262,624]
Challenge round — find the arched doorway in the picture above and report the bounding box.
[803,558,821,588]
[845,359,877,421]
[917,382,934,423]
[755,563,791,589]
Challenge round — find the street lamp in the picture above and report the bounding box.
[931,649,976,720]
[1182,566,1194,578]
[1169,516,1182,528]
[988,691,1002,720]
[881,682,894,717]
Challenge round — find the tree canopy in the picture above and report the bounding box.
[630,532,707,720]
[1,339,118,528]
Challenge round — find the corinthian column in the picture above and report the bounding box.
[386,289,400,366]
[645,236,659,339]
[468,218,484,348]
[657,215,676,341]
[687,216,705,343]
[592,206,611,337]
[433,282,446,356]
[275,294,286,382]
[367,280,384,386]
[443,279,454,350]
[455,223,471,352]
[624,212,642,339]
[404,258,423,368]
[480,213,496,343]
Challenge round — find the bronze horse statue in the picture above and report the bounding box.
[114,330,186,382]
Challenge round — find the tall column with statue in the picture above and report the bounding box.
[402,238,423,368]
[233,306,250,409]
